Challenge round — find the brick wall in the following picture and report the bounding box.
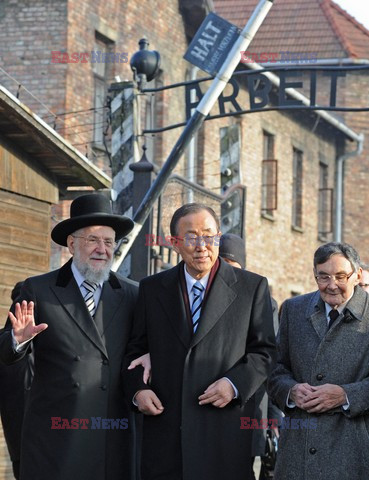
[187,81,339,305]
[0,0,357,304]
[0,1,68,120]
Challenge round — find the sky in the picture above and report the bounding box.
[333,0,369,31]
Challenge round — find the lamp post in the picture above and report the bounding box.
[112,0,275,271]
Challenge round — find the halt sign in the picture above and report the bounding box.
[184,12,239,76]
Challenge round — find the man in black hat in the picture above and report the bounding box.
[0,193,139,480]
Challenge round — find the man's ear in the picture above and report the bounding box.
[66,234,75,255]
[354,267,363,286]
[171,235,180,253]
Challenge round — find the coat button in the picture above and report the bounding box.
[101,385,107,391]
[316,374,323,381]
[102,359,109,365]
[74,356,81,361]
[309,447,317,455]
[73,382,80,388]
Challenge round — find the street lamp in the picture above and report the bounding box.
[130,37,161,90]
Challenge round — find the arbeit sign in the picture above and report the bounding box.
[185,69,348,121]
[183,12,368,122]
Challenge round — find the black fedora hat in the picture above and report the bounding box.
[51,193,134,246]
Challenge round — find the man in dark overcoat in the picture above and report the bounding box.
[268,242,369,480]
[123,203,276,480]
[0,193,138,480]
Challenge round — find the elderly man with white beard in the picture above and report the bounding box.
[0,193,140,480]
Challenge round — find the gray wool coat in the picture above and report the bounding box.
[268,286,369,480]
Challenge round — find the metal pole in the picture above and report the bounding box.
[334,134,364,242]
[112,0,274,271]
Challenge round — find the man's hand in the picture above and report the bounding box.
[289,383,315,409]
[302,384,347,413]
[135,389,164,415]
[198,378,234,408]
[8,301,48,344]
[128,353,151,384]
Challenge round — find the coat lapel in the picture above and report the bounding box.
[51,259,108,358]
[159,263,192,348]
[308,287,368,341]
[94,272,125,337]
[307,291,328,341]
[345,285,368,322]
[190,260,237,349]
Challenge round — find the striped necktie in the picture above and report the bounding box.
[82,280,99,317]
[191,281,205,332]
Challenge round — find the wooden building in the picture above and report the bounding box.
[0,85,110,478]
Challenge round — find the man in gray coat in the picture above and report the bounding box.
[268,242,369,480]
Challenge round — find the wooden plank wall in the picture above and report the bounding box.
[0,423,13,479]
[0,189,52,479]
[0,189,51,323]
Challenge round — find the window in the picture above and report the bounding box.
[261,131,277,215]
[318,161,333,238]
[292,147,303,229]
[92,35,114,146]
[220,124,241,193]
[220,124,242,234]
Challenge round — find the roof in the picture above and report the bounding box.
[213,0,369,60]
[0,85,111,192]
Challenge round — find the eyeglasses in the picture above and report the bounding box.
[359,283,369,288]
[180,234,220,247]
[315,271,355,285]
[72,235,117,249]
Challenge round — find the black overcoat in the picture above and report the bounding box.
[0,259,138,480]
[123,259,276,480]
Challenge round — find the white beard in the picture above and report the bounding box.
[73,249,112,284]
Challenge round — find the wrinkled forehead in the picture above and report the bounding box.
[75,225,116,237]
[177,211,218,234]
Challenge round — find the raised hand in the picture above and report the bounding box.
[8,300,48,344]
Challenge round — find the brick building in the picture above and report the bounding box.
[0,84,109,478]
[214,0,369,257]
[0,0,366,300]
[0,0,367,476]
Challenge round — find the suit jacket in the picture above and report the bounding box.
[0,259,138,480]
[268,286,369,480]
[123,259,276,480]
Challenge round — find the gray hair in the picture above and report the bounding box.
[170,203,220,236]
[360,262,369,272]
[314,242,361,271]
